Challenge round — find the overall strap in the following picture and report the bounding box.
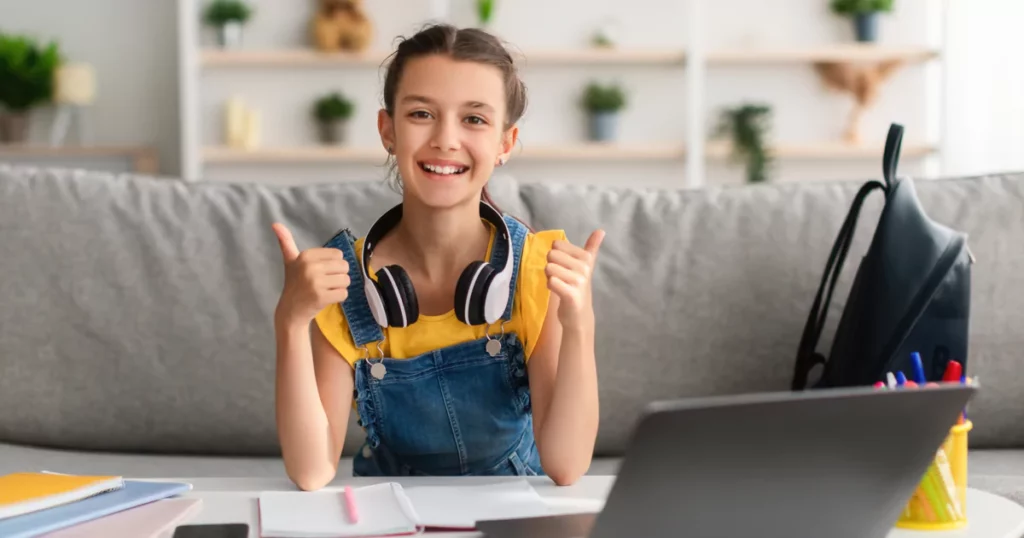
[500,215,530,321]
[322,228,385,348]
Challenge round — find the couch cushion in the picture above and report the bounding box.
[519,174,1024,454]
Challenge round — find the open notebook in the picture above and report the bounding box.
[258,479,552,538]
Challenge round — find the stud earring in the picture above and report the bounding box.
[387,146,393,154]
[497,157,505,167]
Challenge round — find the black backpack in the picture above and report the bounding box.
[792,123,974,390]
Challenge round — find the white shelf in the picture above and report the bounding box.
[198,45,937,68]
[706,141,938,159]
[202,143,687,163]
[202,141,936,164]
[707,44,939,64]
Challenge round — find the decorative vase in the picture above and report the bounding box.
[318,120,348,145]
[855,12,878,42]
[217,22,244,49]
[0,111,31,144]
[588,111,618,142]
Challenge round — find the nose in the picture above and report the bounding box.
[430,115,461,152]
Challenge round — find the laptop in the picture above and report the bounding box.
[477,383,976,538]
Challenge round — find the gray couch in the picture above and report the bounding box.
[2,165,1023,504]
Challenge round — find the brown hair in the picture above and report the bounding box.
[379,23,528,222]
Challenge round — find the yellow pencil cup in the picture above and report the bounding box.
[896,420,972,531]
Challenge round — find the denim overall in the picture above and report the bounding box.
[325,215,543,477]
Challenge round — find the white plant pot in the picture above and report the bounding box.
[217,22,244,49]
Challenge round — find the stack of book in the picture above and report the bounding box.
[0,472,195,538]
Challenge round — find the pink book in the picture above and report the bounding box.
[41,498,203,538]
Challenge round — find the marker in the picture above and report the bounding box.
[873,381,885,389]
[886,372,897,389]
[895,371,907,387]
[344,486,359,523]
[942,360,963,383]
[910,352,927,384]
[905,380,919,388]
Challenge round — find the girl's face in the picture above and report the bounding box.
[379,54,517,209]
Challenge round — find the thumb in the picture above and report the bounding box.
[272,223,300,263]
[584,229,606,258]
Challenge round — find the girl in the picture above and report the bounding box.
[271,23,604,491]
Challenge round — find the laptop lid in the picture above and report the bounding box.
[588,384,975,538]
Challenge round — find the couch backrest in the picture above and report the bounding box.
[1,165,1022,458]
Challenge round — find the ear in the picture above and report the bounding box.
[498,124,518,165]
[378,108,395,154]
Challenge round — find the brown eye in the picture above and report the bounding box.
[465,115,486,125]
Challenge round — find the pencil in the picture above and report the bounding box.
[344,486,359,524]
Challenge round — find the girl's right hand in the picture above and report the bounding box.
[272,223,351,327]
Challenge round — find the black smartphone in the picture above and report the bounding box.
[172,523,249,538]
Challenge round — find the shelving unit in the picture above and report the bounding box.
[178,0,947,186]
[0,145,159,174]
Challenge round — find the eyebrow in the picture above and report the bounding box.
[401,95,495,112]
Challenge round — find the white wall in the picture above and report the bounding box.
[942,0,1024,177]
[0,0,180,176]
[3,0,1020,184]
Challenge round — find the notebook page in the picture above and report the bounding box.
[401,479,551,529]
[259,483,419,538]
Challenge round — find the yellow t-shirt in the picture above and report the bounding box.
[315,225,566,366]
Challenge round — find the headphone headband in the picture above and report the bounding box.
[361,201,513,328]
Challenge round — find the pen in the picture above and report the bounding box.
[941,360,962,383]
[895,371,907,387]
[887,372,897,389]
[344,486,359,524]
[910,352,927,384]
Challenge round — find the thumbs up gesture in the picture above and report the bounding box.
[272,223,351,328]
[545,229,606,330]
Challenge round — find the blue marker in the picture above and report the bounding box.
[910,352,927,384]
[895,371,907,387]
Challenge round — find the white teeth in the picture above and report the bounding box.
[422,163,466,175]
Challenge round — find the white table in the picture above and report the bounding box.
[151,476,1024,538]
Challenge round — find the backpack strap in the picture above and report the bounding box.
[883,123,903,188]
[792,180,886,389]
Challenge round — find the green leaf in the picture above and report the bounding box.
[715,103,773,183]
[581,82,626,112]
[313,91,354,121]
[0,32,63,111]
[204,0,253,26]
[830,0,894,15]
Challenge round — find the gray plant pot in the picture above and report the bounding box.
[217,22,244,49]
[317,120,348,145]
[855,12,879,42]
[0,111,30,144]
[588,111,619,142]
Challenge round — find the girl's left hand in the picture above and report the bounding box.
[545,230,606,331]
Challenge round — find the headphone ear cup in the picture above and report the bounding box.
[376,265,418,327]
[455,261,496,325]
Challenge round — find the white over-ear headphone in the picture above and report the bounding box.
[361,200,514,328]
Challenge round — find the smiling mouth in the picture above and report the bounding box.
[419,162,470,176]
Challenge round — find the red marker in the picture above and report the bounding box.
[942,360,963,383]
[904,380,919,388]
[873,381,885,389]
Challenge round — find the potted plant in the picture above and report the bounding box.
[312,91,354,145]
[714,103,773,184]
[581,82,626,142]
[204,0,254,49]
[830,0,894,43]
[476,0,496,28]
[0,33,61,144]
